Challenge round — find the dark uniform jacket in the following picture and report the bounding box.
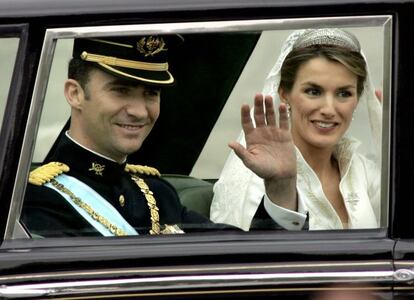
[21,135,291,237]
[21,135,217,237]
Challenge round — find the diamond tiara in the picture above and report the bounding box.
[293,28,361,52]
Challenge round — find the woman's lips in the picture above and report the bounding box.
[311,120,339,130]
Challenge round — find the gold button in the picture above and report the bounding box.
[119,195,125,207]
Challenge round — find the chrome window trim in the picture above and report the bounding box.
[0,268,395,298]
[381,16,393,228]
[0,260,393,283]
[394,262,414,288]
[5,14,392,239]
[0,287,393,299]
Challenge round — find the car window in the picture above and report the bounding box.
[192,26,385,179]
[192,24,390,231]
[8,15,392,239]
[33,39,72,162]
[0,37,19,132]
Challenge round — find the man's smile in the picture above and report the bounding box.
[116,122,146,130]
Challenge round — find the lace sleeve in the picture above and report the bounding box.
[210,132,266,230]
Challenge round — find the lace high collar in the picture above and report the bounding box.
[296,136,361,177]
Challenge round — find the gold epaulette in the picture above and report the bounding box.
[125,164,160,177]
[29,162,70,186]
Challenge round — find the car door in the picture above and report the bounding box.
[388,2,414,299]
[0,0,402,299]
[0,23,35,239]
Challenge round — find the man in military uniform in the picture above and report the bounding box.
[21,35,218,236]
[21,35,295,237]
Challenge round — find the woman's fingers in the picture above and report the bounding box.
[240,104,254,135]
[253,93,266,127]
[243,94,289,136]
[375,88,382,103]
[229,141,250,163]
[264,95,276,126]
[258,94,290,131]
[278,102,290,130]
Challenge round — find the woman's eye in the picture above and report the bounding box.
[337,90,353,98]
[304,88,321,96]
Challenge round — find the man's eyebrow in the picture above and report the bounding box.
[105,79,137,87]
[103,79,161,92]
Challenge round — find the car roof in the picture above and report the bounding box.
[0,0,409,19]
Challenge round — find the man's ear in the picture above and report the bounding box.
[64,79,85,110]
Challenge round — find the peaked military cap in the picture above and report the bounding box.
[73,35,180,86]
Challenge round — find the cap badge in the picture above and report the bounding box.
[89,162,105,176]
[137,36,167,57]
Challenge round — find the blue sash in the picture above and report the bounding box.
[45,174,138,236]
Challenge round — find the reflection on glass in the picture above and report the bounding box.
[33,39,72,163]
[312,291,385,300]
[0,38,19,131]
[310,284,390,300]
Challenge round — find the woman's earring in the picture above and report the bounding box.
[285,103,291,119]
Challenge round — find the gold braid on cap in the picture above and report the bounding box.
[293,28,361,52]
[80,51,169,71]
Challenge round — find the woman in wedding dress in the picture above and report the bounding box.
[210,28,382,231]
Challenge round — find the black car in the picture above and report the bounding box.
[0,0,412,299]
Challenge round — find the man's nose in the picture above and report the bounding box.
[125,98,148,118]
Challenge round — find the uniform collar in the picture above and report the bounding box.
[65,131,127,164]
[48,133,128,184]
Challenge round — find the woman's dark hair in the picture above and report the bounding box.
[279,46,367,98]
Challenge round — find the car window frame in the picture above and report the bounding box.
[5,15,392,240]
[0,35,20,132]
[0,23,31,242]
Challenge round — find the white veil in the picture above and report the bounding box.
[210,29,383,230]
